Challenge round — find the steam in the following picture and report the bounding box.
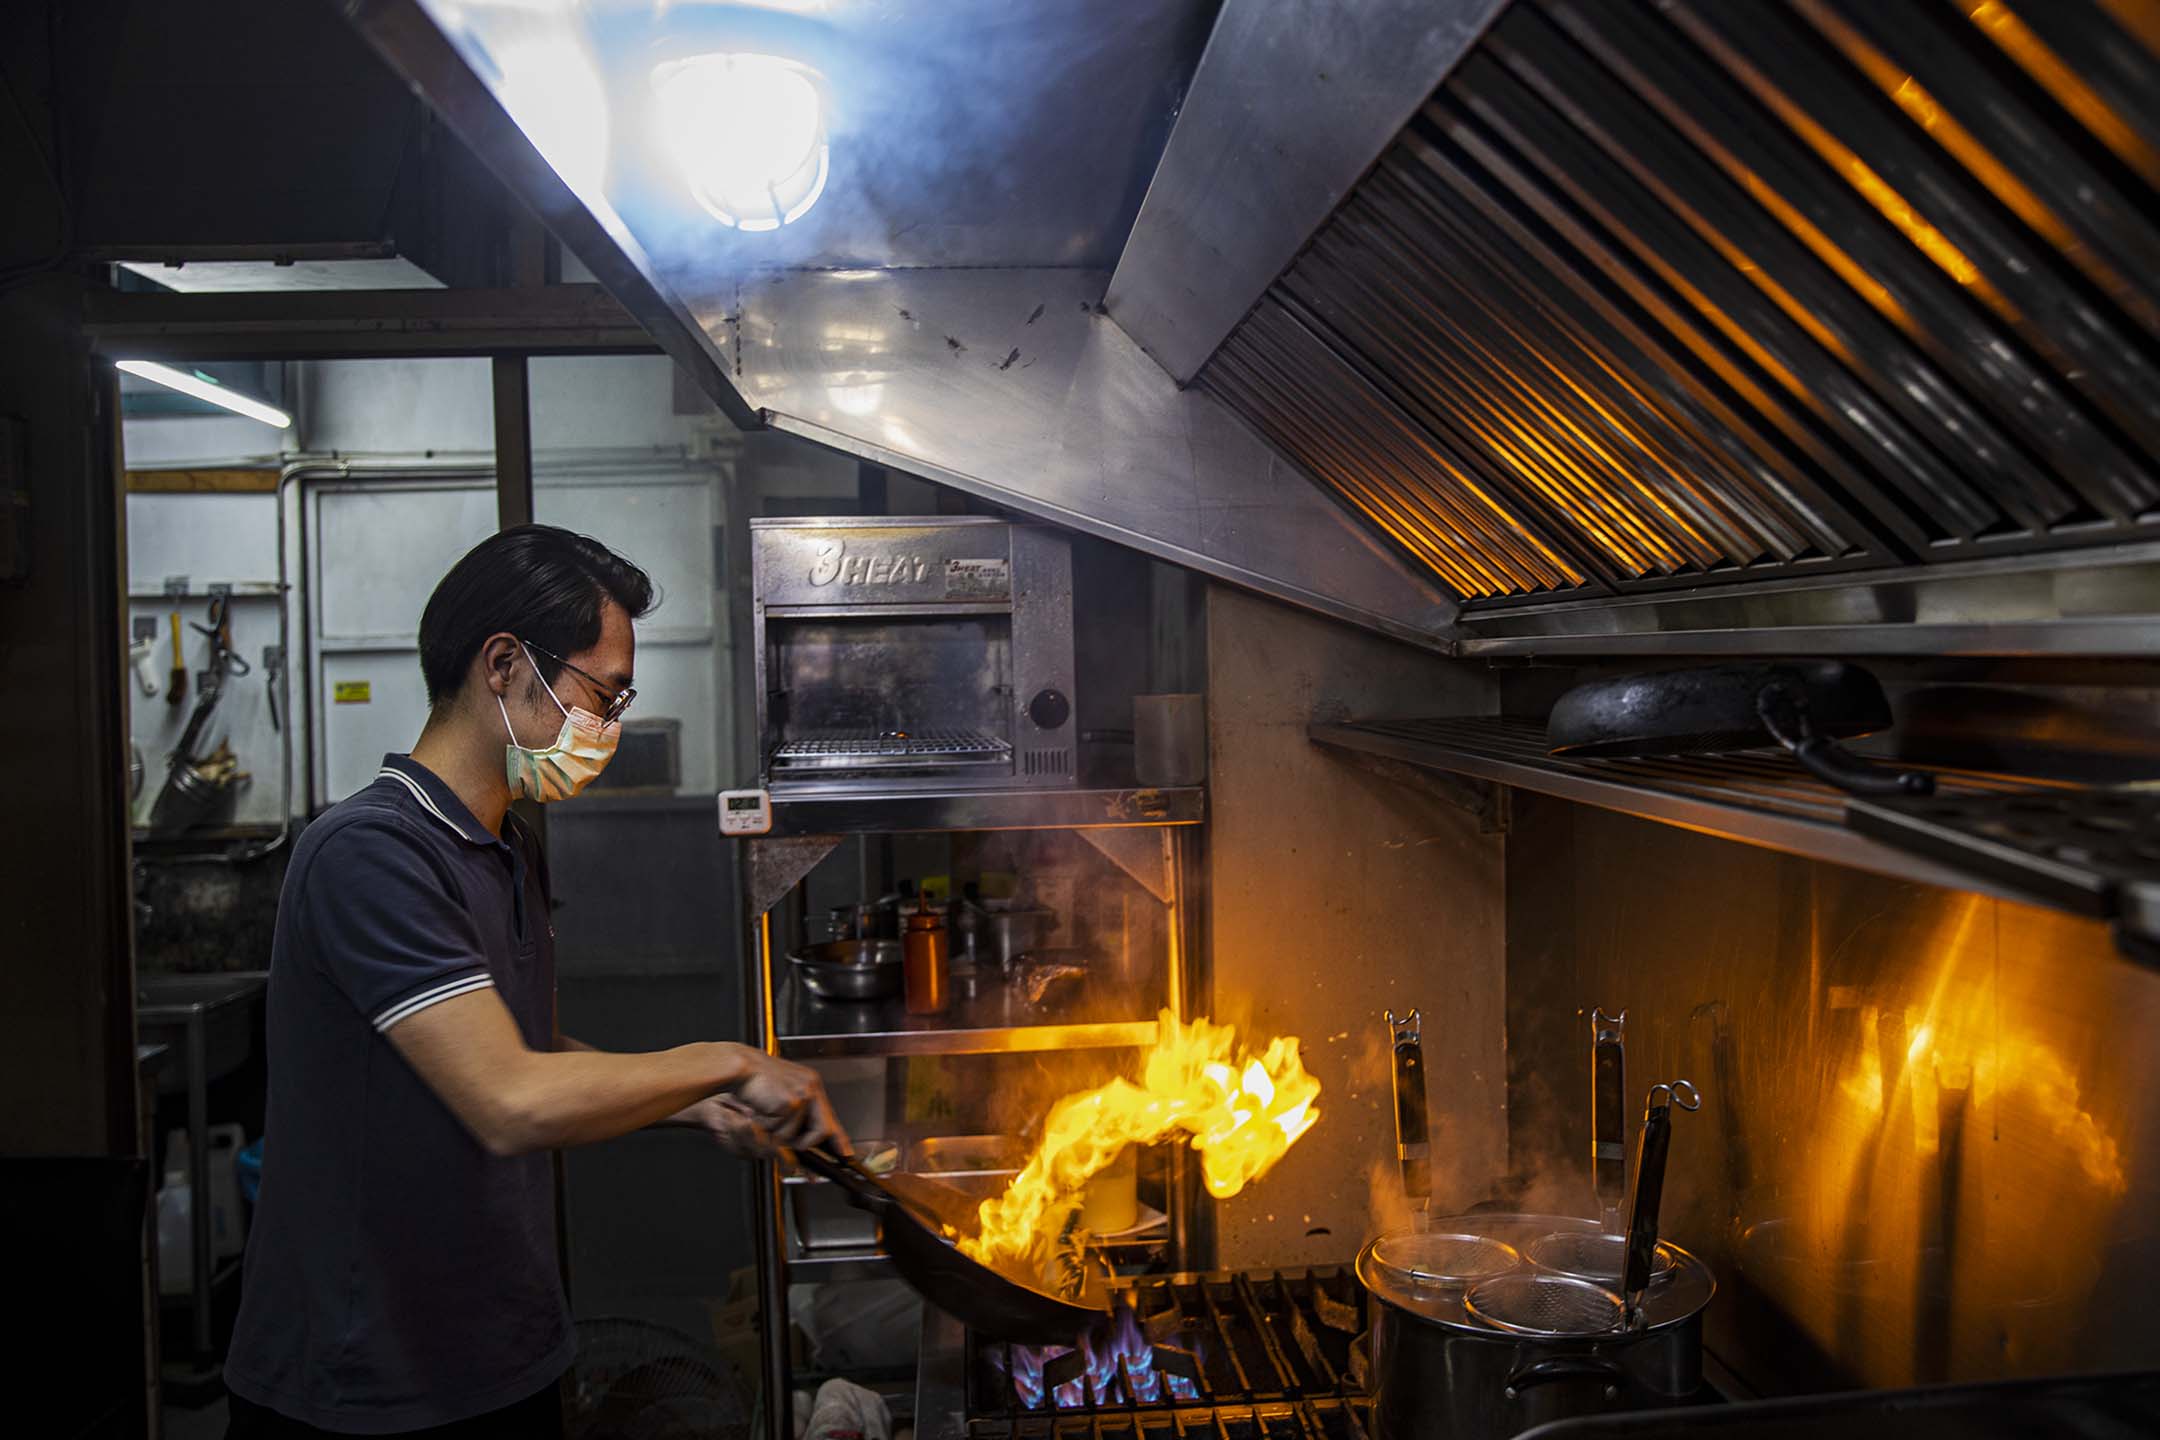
[1348,1010,1599,1242]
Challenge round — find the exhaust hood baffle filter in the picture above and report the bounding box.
[1201,0,2160,605]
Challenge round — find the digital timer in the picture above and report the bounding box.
[717,788,773,836]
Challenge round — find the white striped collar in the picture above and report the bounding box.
[375,761,489,846]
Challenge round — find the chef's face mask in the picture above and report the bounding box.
[498,642,618,802]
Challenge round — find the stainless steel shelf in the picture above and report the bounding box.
[1311,716,2064,901]
[777,975,1161,1058]
[762,784,1203,838]
[786,1243,895,1284]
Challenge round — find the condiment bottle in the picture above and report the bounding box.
[903,906,950,1015]
[954,883,983,970]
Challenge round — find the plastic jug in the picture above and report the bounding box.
[155,1123,248,1292]
[206,1122,246,1259]
[155,1131,193,1295]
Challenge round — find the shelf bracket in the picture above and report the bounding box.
[1315,740,1511,835]
[1075,825,1176,904]
[742,834,843,916]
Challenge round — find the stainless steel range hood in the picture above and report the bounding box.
[351,0,2160,655]
[1194,0,2160,600]
[346,0,1462,646]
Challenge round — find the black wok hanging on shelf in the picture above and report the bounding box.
[1545,661,1935,799]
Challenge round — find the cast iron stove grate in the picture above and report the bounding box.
[963,1268,1372,1440]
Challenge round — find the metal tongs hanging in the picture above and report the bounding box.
[1619,1078,1700,1330]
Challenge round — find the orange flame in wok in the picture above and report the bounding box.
[962,1010,1321,1272]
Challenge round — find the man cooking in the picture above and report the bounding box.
[224,524,849,1436]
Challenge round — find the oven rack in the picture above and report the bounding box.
[772,729,1015,772]
[1310,716,2079,906]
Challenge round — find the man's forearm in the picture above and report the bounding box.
[501,1041,752,1153]
[557,1034,698,1128]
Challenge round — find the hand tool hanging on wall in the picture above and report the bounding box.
[149,590,254,836]
[166,609,187,707]
[129,618,162,698]
[262,644,284,732]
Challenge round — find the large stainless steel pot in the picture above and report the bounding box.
[1358,1213,1713,1440]
[789,939,904,1000]
[1360,1076,1710,1440]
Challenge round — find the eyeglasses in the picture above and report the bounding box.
[522,639,636,725]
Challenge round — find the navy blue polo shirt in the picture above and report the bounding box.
[225,755,572,1433]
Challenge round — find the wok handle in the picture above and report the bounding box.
[1504,1355,1627,1401]
[1756,684,1935,797]
[792,1145,892,1214]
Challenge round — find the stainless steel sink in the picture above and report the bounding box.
[137,970,268,1094]
[136,969,269,1017]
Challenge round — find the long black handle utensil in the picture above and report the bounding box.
[1591,1007,1626,1232]
[1621,1079,1699,1328]
[1387,1008,1430,1218]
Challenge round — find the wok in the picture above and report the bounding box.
[792,1146,1111,1343]
[1546,661,1934,798]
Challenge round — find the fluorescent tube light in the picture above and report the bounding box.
[116,361,292,429]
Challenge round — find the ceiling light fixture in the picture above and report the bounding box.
[116,361,293,430]
[652,52,829,231]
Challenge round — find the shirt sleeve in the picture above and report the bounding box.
[302,819,496,1033]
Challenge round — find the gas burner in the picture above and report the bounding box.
[951,1268,1372,1440]
[991,1303,1203,1411]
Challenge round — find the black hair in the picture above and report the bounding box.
[417,524,656,706]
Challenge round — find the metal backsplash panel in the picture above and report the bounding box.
[1204,586,1506,1270]
[1505,794,2160,1394]
[1203,0,2160,603]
